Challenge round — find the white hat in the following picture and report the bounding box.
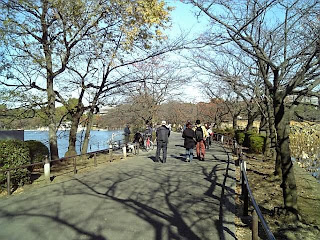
[161,120,166,125]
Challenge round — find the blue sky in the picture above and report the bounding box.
[166,0,208,38]
[165,0,210,102]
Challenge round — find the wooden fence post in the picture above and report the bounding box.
[252,209,259,240]
[243,181,249,216]
[94,153,97,167]
[123,146,127,159]
[73,158,77,174]
[109,145,113,161]
[242,161,249,216]
[44,155,50,182]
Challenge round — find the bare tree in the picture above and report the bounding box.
[201,79,245,130]
[0,0,174,158]
[186,37,263,132]
[185,0,320,215]
[159,101,197,126]
[119,56,185,127]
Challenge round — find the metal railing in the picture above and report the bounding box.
[216,133,276,240]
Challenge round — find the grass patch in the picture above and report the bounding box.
[235,153,320,240]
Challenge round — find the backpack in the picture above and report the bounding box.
[195,126,203,142]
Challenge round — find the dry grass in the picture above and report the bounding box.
[235,153,320,240]
[290,121,320,178]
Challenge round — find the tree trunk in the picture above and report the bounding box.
[81,109,94,155]
[46,71,59,160]
[267,96,279,174]
[65,110,83,158]
[245,111,255,131]
[264,122,271,155]
[42,2,59,160]
[216,120,221,129]
[266,94,277,164]
[274,96,298,214]
[259,113,267,133]
[232,114,238,130]
[259,112,270,155]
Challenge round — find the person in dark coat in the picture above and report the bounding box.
[123,124,131,145]
[156,120,170,163]
[133,132,144,147]
[182,122,196,162]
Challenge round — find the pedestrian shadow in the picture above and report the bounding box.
[200,146,237,240]
[170,154,186,162]
[174,144,184,148]
[148,156,158,163]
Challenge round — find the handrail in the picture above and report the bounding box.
[216,133,276,240]
[241,159,276,240]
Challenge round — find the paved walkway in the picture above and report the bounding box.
[0,132,236,240]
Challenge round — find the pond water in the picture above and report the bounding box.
[24,130,124,158]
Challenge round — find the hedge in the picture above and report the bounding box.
[248,135,265,153]
[244,130,256,147]
[213,128,235,138]
[25,140,49,171]
[0,140,31,189]
[235,130,245,145]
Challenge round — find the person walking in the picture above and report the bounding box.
[205,123,212,149]
[156,120,170,163]
[182,122,196,162]
[144,123,153,150]
[123,124,131,146]
[195,119,209,161]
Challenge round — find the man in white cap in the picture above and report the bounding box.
[155,120,170,163]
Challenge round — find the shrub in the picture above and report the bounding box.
[25,140,49,170]
[244,130,256,147]
[212,128,223,134]
[213,128,228,136]
[235,130,245,145]
[249,135,265,153]
[0,140,31,189]
[224,128,235,138]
